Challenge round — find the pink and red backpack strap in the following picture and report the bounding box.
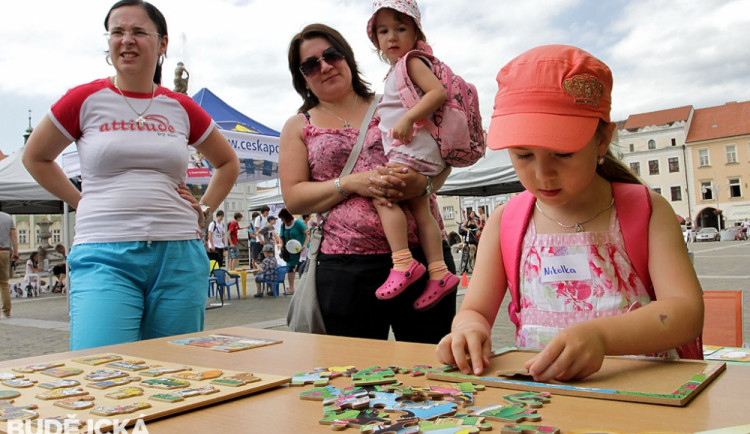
[612,182,653,298]
[394,49,450,137]
[499,191,536,328]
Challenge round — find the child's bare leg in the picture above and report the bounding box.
[408,195,449,279]
[373,199,413,271]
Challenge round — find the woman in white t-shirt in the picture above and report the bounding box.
[23,0,239,350]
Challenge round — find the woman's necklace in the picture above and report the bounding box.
[113,76,156,128]
[318,95,359,128]
[535,197,615,232]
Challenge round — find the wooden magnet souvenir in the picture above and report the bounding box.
[171,369,223,381]
[84,370,129,381]
[31,416,86,430]
[150,385,219,403]
[105,360,150,371]
[90,401,151,417]
[0,372,22,381]
[36,387,89,400]
[105,387,145,400]
[0,400,39,422]
[87,376,141,390]
[71,354,123,365]
[40,367,83,378]
[12,362,63,373]
[0,390,20,399]
[2,378,37,388]
[138,365,192,377]
[140,378,190,390]
[52,395,96,410]
[38,379,81,390]
[210,372,260,387]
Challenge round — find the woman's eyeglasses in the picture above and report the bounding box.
[105,30,161,41]
[299,47,346,77]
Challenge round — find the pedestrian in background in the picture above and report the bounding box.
[0,212,19,318]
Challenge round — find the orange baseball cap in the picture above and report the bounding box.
[487,44,612,152]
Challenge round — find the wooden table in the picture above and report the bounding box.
[227,268,257,299]
[1,327,748,432]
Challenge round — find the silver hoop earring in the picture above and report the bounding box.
[106,54,112,66]
[598,156,605,165]
[306,89,311,98]
[158,55,164,66]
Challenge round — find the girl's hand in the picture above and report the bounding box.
[390,118,416,146]
[435,323,492,376]
[176,184,205,228]
[523,322,606,382]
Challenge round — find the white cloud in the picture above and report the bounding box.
[2,0,749,156]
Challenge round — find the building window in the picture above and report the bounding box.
[726,144,738,164]
[668,157,680,173]
[18,229,27,245]
[652,187,662,195]
[670,186,682,201]
[729,178,741,198]
[53,229,61,244]
[701,181,713,200]
[629,162,640,176]
[698,149,710,167]
[647,139,656,150]
[629,143,634,153]
[671,138,677,146]
[442,206,454,220]
[648,159,659,175]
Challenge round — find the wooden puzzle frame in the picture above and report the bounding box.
[426,349,726,406]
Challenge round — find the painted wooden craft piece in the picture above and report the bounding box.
[87,376,142,389]
[84,370,129,381]
[319,407,390,430]
[105,360,150,371]
[353,366,399,386]
[291,370,331,387]
[171,369,223,380]
[497,368,533,379]
[500,423,561,434]
[105,386,145,400]
[12,362,63,373]
[360,417,420,433]
[150,385,220,403]
[140,378,190,390]
[419,419,484,433]
[390,399,458,421]
[35,387,89,400]
[138,365,192,377]
[40,367,83,378]
[466,404,541,423]
[299,385,343,402]
[0,390,20,399]
[503,391,551,408]
[0,372,22,381]
[90,401,151,416]
[325,366,358,377]
[31,416,86,430]
[2,378,37,388]
[38,379,81,390]
[53,395,97,410]
[409,364,434,377]
[431,413,493,431]
[71,354,123,365]
[0,399,39,421]
[210,372,260,387]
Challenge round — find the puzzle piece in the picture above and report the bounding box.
[12,362,63,373]
[390,399,458,421]
[291,370,330,387]
[150,386,219,403]
[106,360,150,371]
[210,372,260,387]
[38,379,81,390]
[87,376,141,390]
[71,354,123,365]
[369,390,407,411]
[40,367,83,378]
[36,387,89,400]
[172,369,223,380]
[503,391,551,408]
[53,395,96,410]
[299,385,343,402]
[90,401,151,417]
[0,391,20,399]
[84,370,129,381]
[352,366,399,386]
[319,407,390,430]
[0,372,22,381]
[138,365,192,377]
[105,387,145,400]
[409,364,438,376]
[0,399,39,421]
[419,419,483,433]
[500,423,560,434]
[140,378,190,389]
[431,412,492,431]
[467,403,541,423]
[2,378,37,388]
[360,417,421,433]
[324,365,358,377]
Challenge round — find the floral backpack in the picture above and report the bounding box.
[394,47,485,167]
[499,182,703,360]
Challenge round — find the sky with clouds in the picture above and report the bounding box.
[1,0,749,157]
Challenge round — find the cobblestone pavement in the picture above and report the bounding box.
[1,241,748,362]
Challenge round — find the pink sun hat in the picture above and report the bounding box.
[487,44,613,153]
[367,0,423,43]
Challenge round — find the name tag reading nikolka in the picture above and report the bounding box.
[541,254,591,282]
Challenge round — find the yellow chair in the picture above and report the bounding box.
[703,290,743,347]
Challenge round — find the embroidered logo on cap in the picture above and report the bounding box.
[563,74,604,107]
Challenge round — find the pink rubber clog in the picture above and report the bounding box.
[375,260,426,300]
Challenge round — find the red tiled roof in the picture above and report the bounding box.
[623,106,693,130]
[686,101,750,143]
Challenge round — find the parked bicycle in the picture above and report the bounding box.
[458,227,480,276]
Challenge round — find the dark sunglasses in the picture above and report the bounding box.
[299,47,346,77]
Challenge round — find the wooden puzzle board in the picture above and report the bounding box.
[0,354,290,433]
[427,349,726,406]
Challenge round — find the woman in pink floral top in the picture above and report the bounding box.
[279,23,456,343]
[437,45,703,381]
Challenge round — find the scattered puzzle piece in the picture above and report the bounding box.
[291,370,330,387]
[105,387,145,400]
[299,385,344,402]
[324,366,358,378]
[467,403,541,423]
[53,396,96,410]
[71,354,123,365]
[503,392,551,408]
[36,387,89,400]
[409,364,435,377]
[319,407,390,430]
[90,401,151,416]
[361,417,421,433]
[419,419,483,433]
[501,423,561,434]
[431,413,492,431]
[210,372,260,387]
[353,366,399,386]
[88,376,142,390]
[391,399,458,421]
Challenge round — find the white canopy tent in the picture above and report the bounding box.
[439,149,523,196]
[0,146,68,214]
